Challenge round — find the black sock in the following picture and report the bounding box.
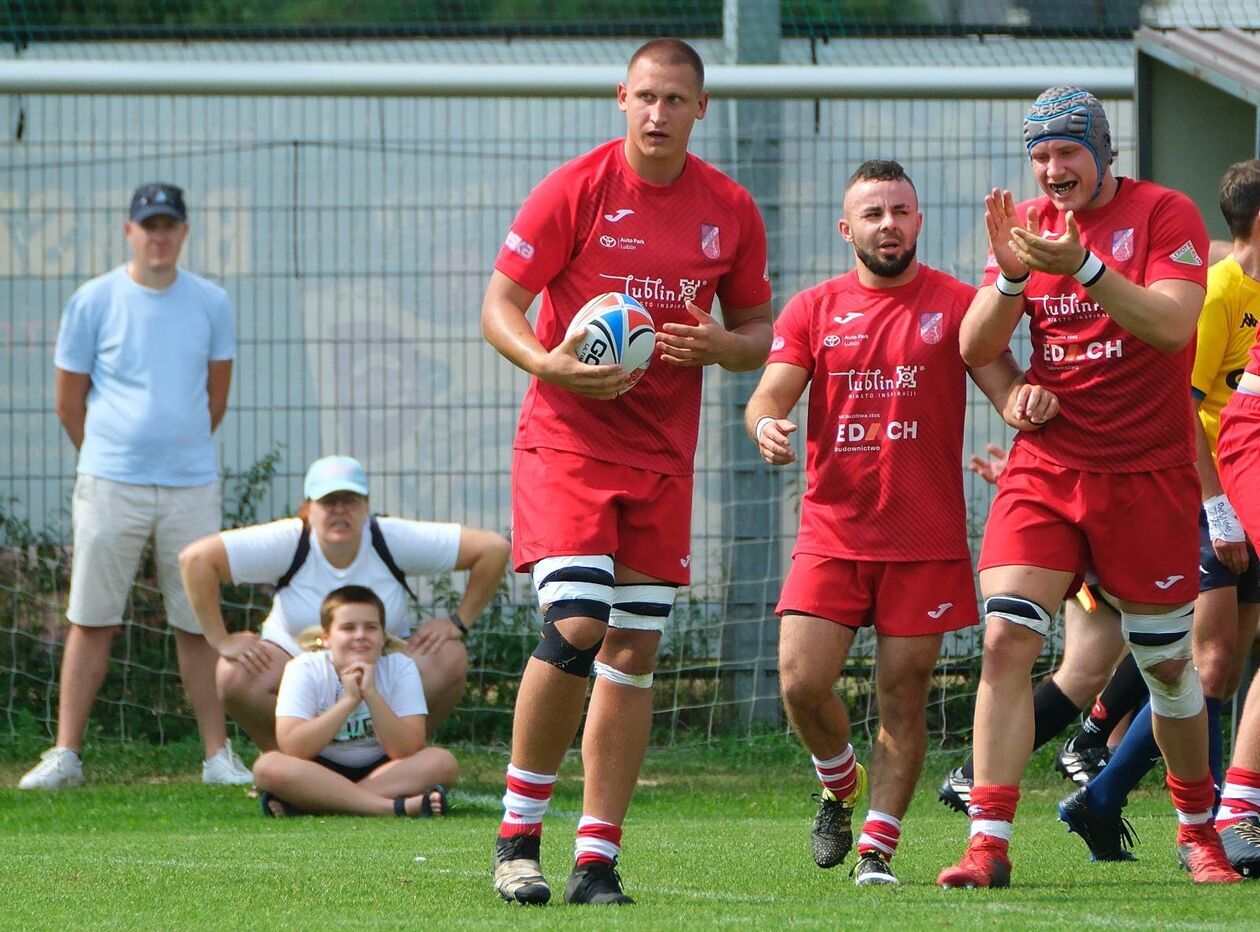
[1073,653,1148,750]
[959,679,1081,782]
[1032,678,1083,750]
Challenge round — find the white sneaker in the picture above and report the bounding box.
[202,739,253,786]
[18,747,83,789]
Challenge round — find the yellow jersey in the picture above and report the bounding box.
[1191,256,1260,461]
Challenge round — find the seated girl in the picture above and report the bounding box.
[253,584,458,817]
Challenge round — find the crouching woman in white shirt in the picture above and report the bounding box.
[179,455,510,749]
[254,584,458,817]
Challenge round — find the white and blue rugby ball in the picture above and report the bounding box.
[565,292,656,393]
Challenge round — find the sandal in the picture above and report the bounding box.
[259,791,303,818]
[394,785,449,818]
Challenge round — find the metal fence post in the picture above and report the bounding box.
[719,0,783,730]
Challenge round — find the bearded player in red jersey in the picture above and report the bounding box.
[937,86,1241,888]
[481,39,772,906]
[747,159,1058,887]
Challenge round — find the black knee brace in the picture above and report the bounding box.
[532,621,603,678]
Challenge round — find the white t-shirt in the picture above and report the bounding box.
[274,651,427,767]
[221,517,461,656]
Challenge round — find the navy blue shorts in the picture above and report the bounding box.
[1198,507,1260,601]
[315,754,389,783]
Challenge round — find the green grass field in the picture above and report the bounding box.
[2,736,1254,930]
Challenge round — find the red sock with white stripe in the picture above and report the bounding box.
[967,784,1019,852]
[1217,766,1260,830]
[499,764,556,839]
[1169,771,1218,842]
[812,746,858,800]
[575,816,623,867]
[857,810,902,860]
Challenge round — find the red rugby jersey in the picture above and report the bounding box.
[770,265,976,562]
[981,179,1208,472]
[495,139,771,476]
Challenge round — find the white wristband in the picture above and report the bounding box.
[995,271,1029,296]
[1073,250,1106,287]
[755,416,775,442]
[1204,493,1247,544]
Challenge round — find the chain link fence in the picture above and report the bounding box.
[0,4,1227,748]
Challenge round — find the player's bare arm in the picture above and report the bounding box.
[1009,209,1204,352]
[207,359,232,431]
[744,362,808,466]
[54,368,91,451]
[657,299,772,370]
[968,351,1059,431]
[481,269,628,399]
[960,189,1029,367]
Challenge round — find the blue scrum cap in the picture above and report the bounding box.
[1023,86,1114,193]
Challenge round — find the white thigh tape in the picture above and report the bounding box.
[608,583,676,632]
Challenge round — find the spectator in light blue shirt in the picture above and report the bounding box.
[19,182,252,790]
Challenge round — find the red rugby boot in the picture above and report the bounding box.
[937,834,1012,889]
[1177,824,1244,884]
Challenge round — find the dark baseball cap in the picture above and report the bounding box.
[129,183,187,222]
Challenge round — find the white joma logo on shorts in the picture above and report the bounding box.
[680,555,691,568]
[1155,575,1185,590]
[928,602,953,619]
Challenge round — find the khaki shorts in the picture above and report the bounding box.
[67,474,221,633]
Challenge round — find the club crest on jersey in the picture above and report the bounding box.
[919,312,944,345]
[700,224,721,260]
[1111,228,1134,261]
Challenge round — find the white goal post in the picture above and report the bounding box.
[0,60,1133,98]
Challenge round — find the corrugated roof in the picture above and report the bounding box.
[1136,27,1260,104]
[1147,1,1260,29]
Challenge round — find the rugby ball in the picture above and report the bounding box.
[565,292,655,393]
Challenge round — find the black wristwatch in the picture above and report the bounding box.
[448,610,469,636]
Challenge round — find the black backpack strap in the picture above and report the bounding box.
[370,515,419,602]
[272,521,312,593]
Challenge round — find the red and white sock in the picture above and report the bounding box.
[1217,767,1260,830]
[499,764,556,839]
[812,746,858,800]
[575,815,622,867]
[967,784,1019,851]
[1167,771,1216,840]
[857,810,901,859]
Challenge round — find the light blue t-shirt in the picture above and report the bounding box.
[54,265,236,487]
